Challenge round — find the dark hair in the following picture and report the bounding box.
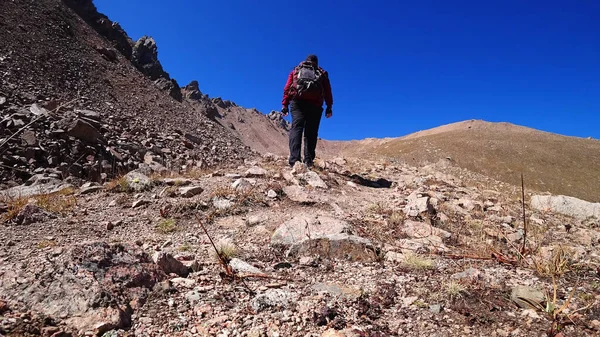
[306,54,318,65]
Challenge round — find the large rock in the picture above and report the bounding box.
[0,175,73,198]
[65,119,103,143]
[179,185,204,198]
[272,214,378,261]
[282,185,316,203]
[123,171,152,192]
[404,191,431,217]
[152,252,189,277]
[0,242,165,335]
[272,214,350,247]
[297,171,328,189]
[131,36,165,81]
[511,285,545,309]
[15,203,56,226]
[398,220,451,252]
[531,195,600,219]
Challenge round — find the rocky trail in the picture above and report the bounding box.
[1,155,599,337]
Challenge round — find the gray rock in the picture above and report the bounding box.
[0,175,72,198]
[232,178,255,190]
[124,171,152,192]
[282,185,315,203]
[245,166,267,177]
[531,195,600,219]
[152,252,189,277]
[511,285,545,309]
[404,191,431,217]
[0,96,6,106]
[15,203,56,226]
[213,197,234,210]
[271,214,350,247]
[272,214,378,261]
[250,289,294,313]
[429,304,442,314]
[267,189,278,198]
[297,171,328,189]
[288,233,378,262]
[403,220,451,240]
[229,258,264,275]
[179,186,204,198]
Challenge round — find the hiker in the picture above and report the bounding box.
[281,54,333,168]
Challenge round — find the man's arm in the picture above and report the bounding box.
[282,70,294,108]
[322,71,333,109]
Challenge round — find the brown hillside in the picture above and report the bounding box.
[331,120,600,202]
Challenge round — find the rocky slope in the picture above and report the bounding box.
[0,156,599,336]
[326,120,600,203]
[0,0,254,189]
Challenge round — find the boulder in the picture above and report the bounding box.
[531,195,600,219]
[123,171,152,192]
[15,203,56,226]
[0,175,72,198]
[245,166,267,177]
[282,185,316,204]
[65,119,103,143]
[272,214,378,261]
[0,242,165,335]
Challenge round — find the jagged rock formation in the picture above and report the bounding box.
[0,0,253,188]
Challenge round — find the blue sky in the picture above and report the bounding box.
[93,0,599,141]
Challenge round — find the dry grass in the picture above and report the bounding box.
[156,218,177,234]
[444,280,467,301]
[531,245,574,278]
[105,175,130,193]
[210,239,238,262]
[402,253,436,270]
[1,188,77,221]
[347,120,600,202]
[37,239,57,249]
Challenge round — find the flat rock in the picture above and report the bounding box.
[66,119,102,143]
[511,285,545,309]
[297,171,328,189]
[311,282,362,300]
[162,178,192,186]
[282,185,315,203]
[531,195,600,219]
[245,166,267,177]
[250,289,294,313]
[152,252,189,277]
[229,258,264,275]
[124,171,152,192]
[288,233,378,261]
[0,175,72,198]
[131,199,148,208]
[272,214,350,247]
[179,185,204,197]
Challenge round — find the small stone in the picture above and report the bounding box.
[171,277,196,288]
[402,296,419,307]
[229,258,264,275]
[429,304,442,313]
[511,286,545,309]
[132,200,148,208]
[267,189,278,198]
[179,185,204,197]
[213,198,234,210]
[232,178,255,190]
[245,166,267,177]
[250,289,294,313]
[106,222,114,231]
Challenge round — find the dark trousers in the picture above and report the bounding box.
[288,100,323,166]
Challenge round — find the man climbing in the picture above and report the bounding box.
[281,54,333,168]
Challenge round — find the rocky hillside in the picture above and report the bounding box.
[1,155,599,336]
[326,120,600,203]
[0,0,256,189]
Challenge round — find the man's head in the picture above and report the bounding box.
[305,54,318,67]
